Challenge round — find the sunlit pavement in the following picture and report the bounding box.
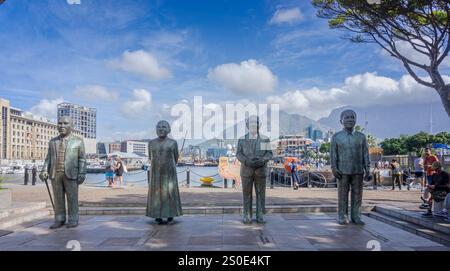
[0,213,448,251]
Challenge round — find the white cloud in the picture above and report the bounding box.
[208,59,278,94]
[267,72,442,120]
[67,0,81,4]
[74,85,119,102]
[269,8,303,25]
[109,50,172,80]
[121,89,152,118]
[381,39,450,67]
[30,98,64,122]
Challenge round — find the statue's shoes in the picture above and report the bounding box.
[242,218,252,224]
[155,218,163,225]
[337,218,349,225]
[256,217,266,224]
[352,220,365,226]
[167,218,175,225]
[49,222,65,229]
[66,222,79,228]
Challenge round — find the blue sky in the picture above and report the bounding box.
[0,0,447,141]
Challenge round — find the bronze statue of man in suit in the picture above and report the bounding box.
[330,110,370,225]
[40,116,87,229]
[236,116,273,224]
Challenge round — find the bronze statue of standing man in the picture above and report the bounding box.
[146,120,183,225]
[237,116,273,224]
[39,116,86,229]
[330,110,370,225]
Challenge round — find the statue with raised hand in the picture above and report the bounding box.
[236,116,273,224]
[146,120,183,225]
[40,116,86,229]
[330,110,370,225]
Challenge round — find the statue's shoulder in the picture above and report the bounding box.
[259,134,270,141]
[355,131,366,138]
[72,135,84,143]
[167,138,178,145]
[331,130,343,140]
[238,134,247,141]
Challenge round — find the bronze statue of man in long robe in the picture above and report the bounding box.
[146,120,183,224]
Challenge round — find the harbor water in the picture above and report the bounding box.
[1,166,221,188]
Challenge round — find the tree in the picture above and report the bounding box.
[355,125,378,147]
[320,142,331,153]
[405,131,430,152]
[313,0,450,117]
[380,136,408,155]
[431,131,450,143]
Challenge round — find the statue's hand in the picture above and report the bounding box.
[331,168,342,180]
[77,174,86,185]
[253,158,266,168]
[39,172,48,182]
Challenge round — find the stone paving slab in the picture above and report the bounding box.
[0,213,448,251]
[6,184,424,211]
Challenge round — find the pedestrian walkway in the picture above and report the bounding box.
[0,213,448,251]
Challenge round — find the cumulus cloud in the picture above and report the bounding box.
[208,59,278,95]
[267,72,443,120]
[121,89,152,118]
[380,39,450,67]
[74,85,119,102]
[30,98,64,122]
[269,8,303,25]
[110,50,172,80]
[67,0,81,4]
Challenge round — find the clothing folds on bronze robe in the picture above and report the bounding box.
[146,138,183,219]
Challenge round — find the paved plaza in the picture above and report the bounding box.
[0,213,448,251]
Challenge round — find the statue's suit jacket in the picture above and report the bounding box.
[236,133,273,177]
[43,134,87,180]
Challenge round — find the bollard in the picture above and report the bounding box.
[186,168,190,188]
[24,168,29,185]
[147,169,151,185]
[31,167,37,186]
[270,168,274,189]
[224,178,228,189]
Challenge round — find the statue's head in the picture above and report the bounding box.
[57,116,74,137]
[246,115,260,137]
[156,120,171,139]
[340,110,356,131]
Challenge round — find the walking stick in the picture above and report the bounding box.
[44,178,55,211]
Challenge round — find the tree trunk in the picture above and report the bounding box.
[437,84,450,118]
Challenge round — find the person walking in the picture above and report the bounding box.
[390,159,402,190]
[114,157,124,187]
[105,157,115,187]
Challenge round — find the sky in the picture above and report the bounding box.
[0,0,448,142]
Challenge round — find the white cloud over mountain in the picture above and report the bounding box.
[267,72,443,120]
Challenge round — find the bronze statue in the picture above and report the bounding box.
[146,120,183,225]
[236,116,273,224]
[39,116,86,229]
[330,110,370,225]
